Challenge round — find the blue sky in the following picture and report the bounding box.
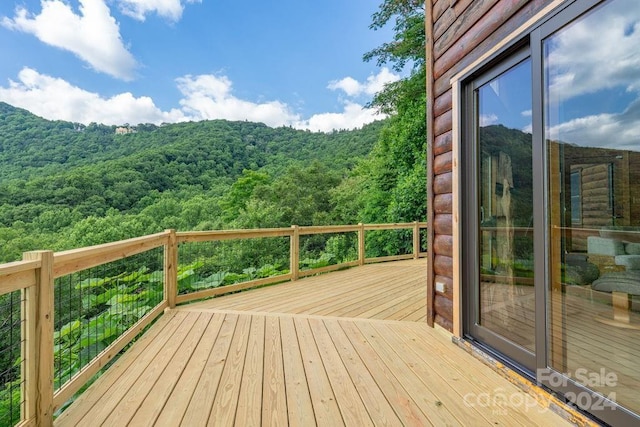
[0,0,399,131]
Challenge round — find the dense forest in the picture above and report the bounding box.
[0,103,380,261]
[0,0,428,264]
[0,99,426,262]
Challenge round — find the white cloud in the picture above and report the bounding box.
[0,67,184,124]
[521,110,532,117]
[328,67,400,97]
[176,74,302,128]
[548,97,640,150]
[544,0,640,150]
[176,73,385,131]
[0,68,386,132]
[546,0,640,102]
[295,101,384,133]
[1,0,137,80]
[479,114,498,127]
[117,0,201,22]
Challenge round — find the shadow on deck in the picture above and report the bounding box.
[55,260,573,426]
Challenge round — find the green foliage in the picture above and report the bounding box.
[0,379,20,426]
[53,267,163,389]
[219,170,271,222]
[328,0,427,259]
[300,253,336,270]
[0,104,384,262]
[364,0,425,113]
[175,258,289,293]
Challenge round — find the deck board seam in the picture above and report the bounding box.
[174,307,432,327]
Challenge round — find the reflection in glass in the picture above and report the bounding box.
[477,58,535,351]
[545,0,640,415]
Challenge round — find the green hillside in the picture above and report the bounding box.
[0,101,381,181]
[0,0,428,263]
[0,103,387,261]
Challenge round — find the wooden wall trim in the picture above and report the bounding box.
[426,0,436,327]
[451,81,462,337]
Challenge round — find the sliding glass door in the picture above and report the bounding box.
[463,0,640,423]
[465,50,537,371]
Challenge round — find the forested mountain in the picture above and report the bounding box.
[0,0,429,264]
[0,103,386,261]
[0,102,379,181]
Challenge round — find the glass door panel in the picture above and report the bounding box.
[474,56,536,357]
[544,0,640,415]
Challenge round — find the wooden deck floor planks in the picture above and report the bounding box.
[154,313,226,426]
[321,319,403,427]
[261,316,288,426]
[278,316,315,427]
[55,260,573,427]
[187,259,427,321]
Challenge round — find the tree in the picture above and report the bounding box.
[364,0,425,115]
[219,170,271,223]
[333,0,427,226]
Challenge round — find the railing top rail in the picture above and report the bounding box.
[53,231,170,278]
[176,222,428,241]
[177,228,294,243]
[298,225,360,235]
[0,221,429,280]
[0,264,39,295]
[364,222,427,231]
[0,259,41,277]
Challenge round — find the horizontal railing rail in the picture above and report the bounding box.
[175,222,428,305]
[0,221,426,426]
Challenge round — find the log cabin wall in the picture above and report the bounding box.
[425,0,558,332]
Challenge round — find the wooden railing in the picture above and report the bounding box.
[174,222,428,305]
[0,222,427,426]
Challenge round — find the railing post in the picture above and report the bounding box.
[290,225,299,281]
[164,229,178,309]
[413,221,420,259]
[22,250,54,427]
[358,223,365,265]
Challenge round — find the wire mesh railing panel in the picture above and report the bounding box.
[0,290,23,426]
[365,228,414,259]
[177,237,290,294]
[298,232,358,271]
[53,247,164,391]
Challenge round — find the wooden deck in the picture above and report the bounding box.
[55,260,572,426]
[185,259,428,321]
